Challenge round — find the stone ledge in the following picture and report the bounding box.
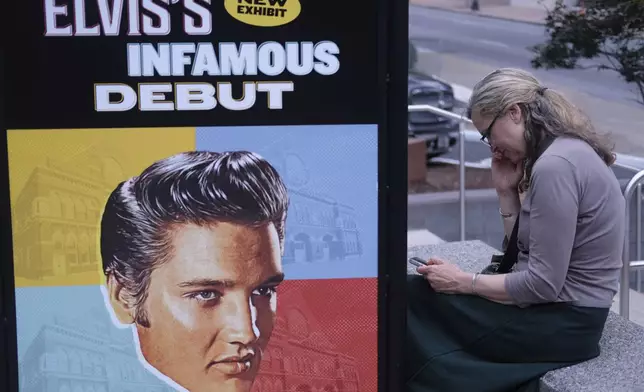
[407,240,644,391]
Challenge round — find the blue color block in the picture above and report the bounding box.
[196,124,378,280]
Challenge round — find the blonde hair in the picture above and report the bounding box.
[466,68,615,192]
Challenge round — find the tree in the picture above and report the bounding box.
[531,0,644,104]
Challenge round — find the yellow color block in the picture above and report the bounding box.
[7,127,195,288]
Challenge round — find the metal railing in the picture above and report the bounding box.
[409,103,644,321]
[408,104,472,241]
[621,172,644,319]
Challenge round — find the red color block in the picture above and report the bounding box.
[252,278,378,392]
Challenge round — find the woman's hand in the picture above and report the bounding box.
[491,154,524,194]
[417,258,471,294]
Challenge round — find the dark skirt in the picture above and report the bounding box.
[405,274,609,392]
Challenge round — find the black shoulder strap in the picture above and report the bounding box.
[495,135,557,274]
[496,214,520,273]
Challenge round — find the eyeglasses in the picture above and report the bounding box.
[480,111,501,147]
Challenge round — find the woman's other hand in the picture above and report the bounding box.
[491,153,524,194]
[418,260,471,294]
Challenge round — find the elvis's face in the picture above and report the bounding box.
[109,222,284,392]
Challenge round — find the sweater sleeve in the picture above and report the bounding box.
[505,155,580,305]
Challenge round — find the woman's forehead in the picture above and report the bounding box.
[470,110,490,130]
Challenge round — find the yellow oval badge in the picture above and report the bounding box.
[224,0,301,27]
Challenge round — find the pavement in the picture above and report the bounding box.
[409,5,644,158]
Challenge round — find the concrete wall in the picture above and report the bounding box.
[408,139,428,184]
[408,189,505,248]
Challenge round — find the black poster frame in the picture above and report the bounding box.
[0,0,408,390]
[379,0,409,390]
[1,32,19,392]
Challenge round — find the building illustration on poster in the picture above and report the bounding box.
[15,283,364,392]
[10,143,364,283]
[11,156,110,282]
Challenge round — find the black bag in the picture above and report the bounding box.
[480,136,556,275]
[481,214,520,275]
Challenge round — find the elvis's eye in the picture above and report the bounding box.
[189,291,221,302]
[253,286,278,298]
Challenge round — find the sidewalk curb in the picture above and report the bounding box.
[412,3,546,26]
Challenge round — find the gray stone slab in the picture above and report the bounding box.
[407,240,644,392]
[407,240,495,274]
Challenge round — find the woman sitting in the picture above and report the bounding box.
[405,68,625,392]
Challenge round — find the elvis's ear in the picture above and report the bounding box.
[106,275,136,325]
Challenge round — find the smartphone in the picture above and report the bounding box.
[408,257,428,268]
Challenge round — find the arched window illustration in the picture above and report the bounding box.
[58,383,72,392]
[88,229,97,265]
[39,353,47,371]
[78,232,90,265]
[104,362,115,379]
[66,233,78,265]
[298,357,305,373]
[283,356,292,373]
[296,204,304,223]
[39,222,53,244]
[49,192,62,217]
[85,198,99,221]
[273,380,284,392]
[60,194,75,220]
[132,366,141,381]
[92,354,104,376]
[53,230,64,252]
[120,364,129,380]
[81,351,93,375]
[308,358,315,373]
[32,197,50,216]
[68,350,81,374]
[263,349,271,368]
[272,348,283,367]
[56,347,69,372]
[74,198,87,221]
[287,309,310,339]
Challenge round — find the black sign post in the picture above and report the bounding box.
[2,0,407,391]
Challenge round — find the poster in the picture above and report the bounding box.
[1,0,405,391]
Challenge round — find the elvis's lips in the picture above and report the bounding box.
[209,353,256,376]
